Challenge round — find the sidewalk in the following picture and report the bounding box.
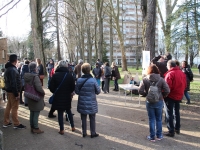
[0,88,200,150]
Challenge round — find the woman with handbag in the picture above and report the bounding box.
[36,58,44,86]
[49,60,75,135]
[75,63,101,138]
[24,62,45,134]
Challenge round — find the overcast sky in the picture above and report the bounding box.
[0,0,31,38]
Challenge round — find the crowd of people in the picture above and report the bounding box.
[0,53,195,141]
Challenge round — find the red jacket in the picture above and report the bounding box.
[164,67,187,101]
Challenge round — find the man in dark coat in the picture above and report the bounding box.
[151,53,172,77]
[3,54,26,129]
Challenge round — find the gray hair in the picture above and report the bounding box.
[29,62,37,72]
[57,60,68,68]
[78,59,83,64]
[167,60,176,69]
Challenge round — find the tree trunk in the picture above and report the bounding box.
[30,0,46,73]
[56,0,61,60]
[109,10,113,64]
[141,0,147,51]
[145,0,157,60]
[185,11,189,61]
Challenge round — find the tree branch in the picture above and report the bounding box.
[0,0,21,18]
[0,0,14,11]
[157,1,165,32]
[171,0,179,13]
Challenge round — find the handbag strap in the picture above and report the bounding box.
[54,73,67,95]
[78,77,91,91]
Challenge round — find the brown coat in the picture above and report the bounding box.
[24,73,45,111]
[138,73,170,100]
[74,64,82,78]
[112,66,121,79]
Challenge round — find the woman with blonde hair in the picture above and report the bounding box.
[36,58,44,86]
[111,61,121,91]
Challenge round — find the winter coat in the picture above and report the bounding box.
[104,66,112,78]
[49,67,75,111]
[151,55,169,77]
[37,64,44,75]
[92,67,101,79]
[4,62,21,97]
[181,66,193,91]
[75,74,101,114]
[164,66,187,100]
[112,66,121,79]
[138,73,170,100]
[24,73,45,111]
[20,64,29,86]
[74,64,82,78]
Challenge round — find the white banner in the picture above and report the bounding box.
[142,51,150,75]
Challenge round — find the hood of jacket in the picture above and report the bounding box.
[146,73,161,82]
[24,73,38,83]
[5,62,16,69]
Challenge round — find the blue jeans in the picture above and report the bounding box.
[58,109,74,131]
[165,97,180,133]
[146,100,163,139]
[184,91,190,103]
[95,78,100,87]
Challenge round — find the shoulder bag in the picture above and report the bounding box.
[24,76,44,102]
[49,73,67,104]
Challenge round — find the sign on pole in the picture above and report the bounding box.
[142,51,150,75]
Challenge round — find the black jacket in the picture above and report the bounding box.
[4,62,21,97]
[37,64,44,75]
[151,55,169,77]
[49,67,75,111]
[20,64,29,79]
[181,66,193,91]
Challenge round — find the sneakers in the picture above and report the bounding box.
[3,122,12,128]
[13,124,26,129]
[185,102,191,104]
[146,136,155,142]
[157,136,163,141]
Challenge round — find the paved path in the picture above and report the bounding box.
[0,88,200,150]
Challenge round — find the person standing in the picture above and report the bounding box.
[20,60,30,106]
[49,60,75,135]
[111,62,121,91]
[100,65,105,91]
[139,64,170,142]
[24,62,45,134]
[151,53,172,77]
[36,58,44,86]
[164,60,187,137]
[92,63,102,87]
[74,59,83,79]
[47,59,54,88]
[181,61,193,104]
[198,64,200,74]
[103,62,111,93]
[3,54,26,129]
[75,63,101,138]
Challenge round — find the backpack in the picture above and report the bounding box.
[146,78,161,103]
[0,76,5,89]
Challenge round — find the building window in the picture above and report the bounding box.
[2,50,5,59]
